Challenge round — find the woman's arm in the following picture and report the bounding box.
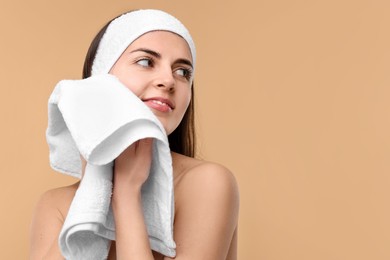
[166,163,240,260]
[112,138,155,260]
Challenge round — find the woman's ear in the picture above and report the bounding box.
[80,155,87,178]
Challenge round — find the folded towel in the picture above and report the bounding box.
[46,74,176,259]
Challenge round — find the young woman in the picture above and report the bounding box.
[30,9,239,260]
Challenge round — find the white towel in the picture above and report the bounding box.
[46,74,176,259]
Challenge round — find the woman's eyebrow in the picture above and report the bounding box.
[175,58,193,69]
[130,48,161,58]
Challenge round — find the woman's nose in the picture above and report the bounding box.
[153,67,175,92]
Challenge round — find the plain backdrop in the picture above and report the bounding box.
[1,0,390,259]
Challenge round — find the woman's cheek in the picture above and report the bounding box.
[123,80,144,96]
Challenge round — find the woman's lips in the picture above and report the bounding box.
[143,98,174,112]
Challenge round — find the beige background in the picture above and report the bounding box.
[1,0,389,259]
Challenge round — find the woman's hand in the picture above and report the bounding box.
[113,138,153,191]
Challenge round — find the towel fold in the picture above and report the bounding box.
[46,74,176,259]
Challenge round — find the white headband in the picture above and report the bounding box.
[91,9,196,75]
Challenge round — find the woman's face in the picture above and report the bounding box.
[109,31,194,135]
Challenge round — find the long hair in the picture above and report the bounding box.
[82,13,196,157]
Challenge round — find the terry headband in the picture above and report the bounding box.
[91,9,196,75]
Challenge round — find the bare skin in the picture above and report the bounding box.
[30,152,239,259]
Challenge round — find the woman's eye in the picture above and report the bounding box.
[175,68,193,80]
[136,58,153,67]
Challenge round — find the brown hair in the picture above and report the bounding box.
[82,13,196,157]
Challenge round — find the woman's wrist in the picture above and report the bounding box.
[112,183,142,206]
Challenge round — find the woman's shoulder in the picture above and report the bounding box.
[33,182,80,222]
[172,152,239,209]
[172,152,236,181]
[30,182,80,258]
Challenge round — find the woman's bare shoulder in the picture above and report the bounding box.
[172,152,239,209]
[34,182,80,221]
[172,152,238,187]
[30,182,80,259]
